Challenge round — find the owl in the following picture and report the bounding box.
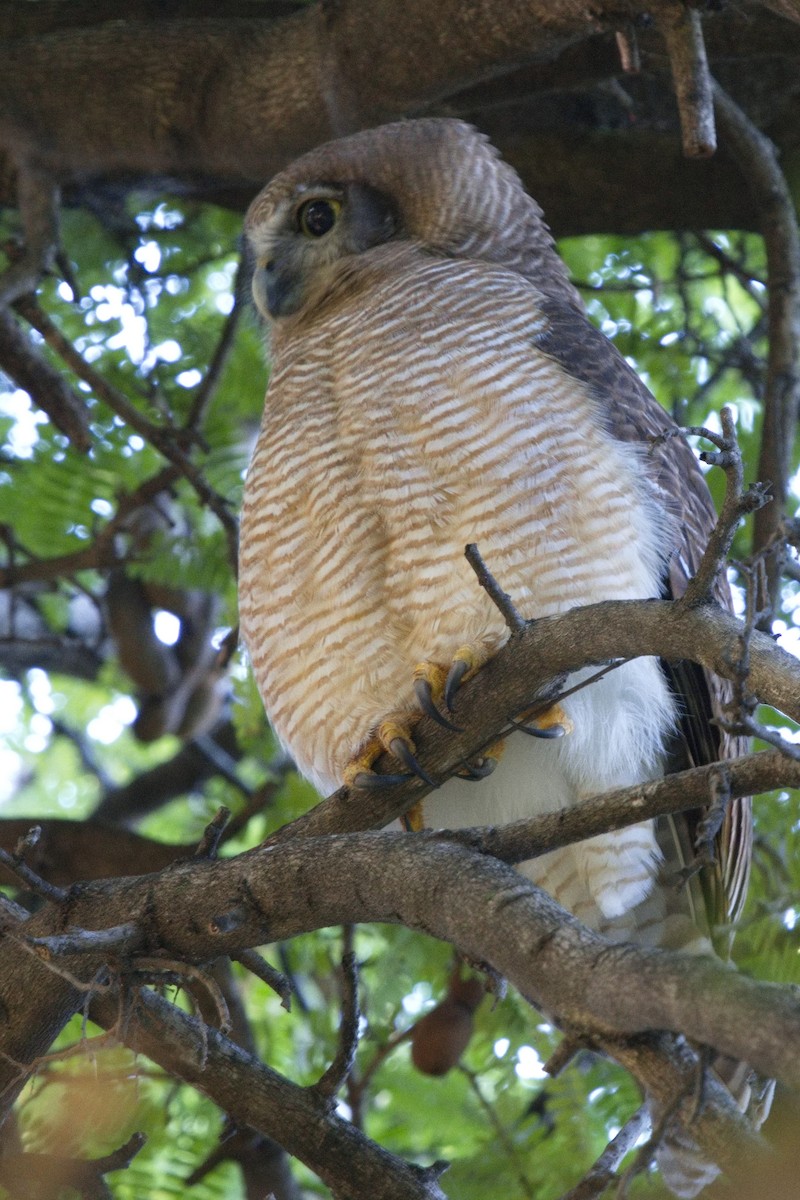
[239,119,759,1195]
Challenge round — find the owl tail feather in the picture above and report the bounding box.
[655,1057,774,1198]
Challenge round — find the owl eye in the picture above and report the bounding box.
[297,198,340,238]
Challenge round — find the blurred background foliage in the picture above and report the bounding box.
[1,190,798,1198]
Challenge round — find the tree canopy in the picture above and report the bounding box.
[1,3,800,1199]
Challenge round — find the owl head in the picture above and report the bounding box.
[245,118,579,320]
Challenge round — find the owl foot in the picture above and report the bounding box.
[413,662,463,732]
[413,644,492,731]
[456,746,503,781]
[401,742,499,834]
[403,800,426,831]
[444,644,487,710]
[509,701,571,740]
[414,648,511,781]
[345,718,436,790]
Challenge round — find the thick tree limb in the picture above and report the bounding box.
[0,3,797,235]
[2,830,797,1183]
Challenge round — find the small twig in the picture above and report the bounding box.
[0,842,66,905]
[13,826,41,858]
[656,5,716,157]
[194,806,231,858]
[558,1104,649,1200]
[233,948,293,1012]
[7,935,114,994]
[0,895,28,930]
[687,1045,711,1126]
[462,1065,536,1199]
[670,409,770,606]
[713,81,800,618]
[534,661,626,715]
[50,719,115,791]
[26,922,141,959]
[191,735,251,797]
[13,294,177,448]
[614,27,640,74]
[220,752,295,845]
[16,1030,116,1072]
[0,465,181,588]
[131,956,231,1034]
[695,768,729,856]
[464,543,526,634]
[716,556,800,757]
[316,926,360,1101]
[95,1131,148,1172]
[725,715,800,762]
[693,232,768,299]
[615,1090,683,1197]
[350,1024,413,1102]
[544,1034,587,1078]
[184,265,243,431]
[11,294,240,569]
[736,558,766,707]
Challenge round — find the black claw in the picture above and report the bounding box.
[352,770,414,789]
[444,658,470,711]
[414,677,463,732]
[457,756,497,781]
[508,718,566,740]
[388,738,437,788]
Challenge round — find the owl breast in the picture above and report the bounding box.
[239,250,672,821]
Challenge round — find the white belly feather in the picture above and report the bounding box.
[426,659,673,922]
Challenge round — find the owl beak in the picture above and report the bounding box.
[253,260,297,319]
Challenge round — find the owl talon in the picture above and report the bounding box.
[402,800,426,832]
[414,676,463,733]
[509,701,572,739]
[388,736,437,788]
[345,718,437,789]
[508,717,566,739]
[456,755,498,781]
[444,658,470,711]
[351,769,414,789]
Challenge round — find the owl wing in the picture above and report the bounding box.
[534,297,752,948]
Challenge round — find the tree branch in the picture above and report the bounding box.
[2,829,796,1186]
[11,296,240,567]
[558,1105,649,1200]
[0,307,90,451]
[89,984,448,1200]
[262,595,800,842]
[656,4,716,157]
[677,409,771,607]
[0,465,181,588]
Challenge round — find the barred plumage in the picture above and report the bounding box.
[239,118,764,1195]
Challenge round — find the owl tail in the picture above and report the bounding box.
[655,1057,775,1198]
